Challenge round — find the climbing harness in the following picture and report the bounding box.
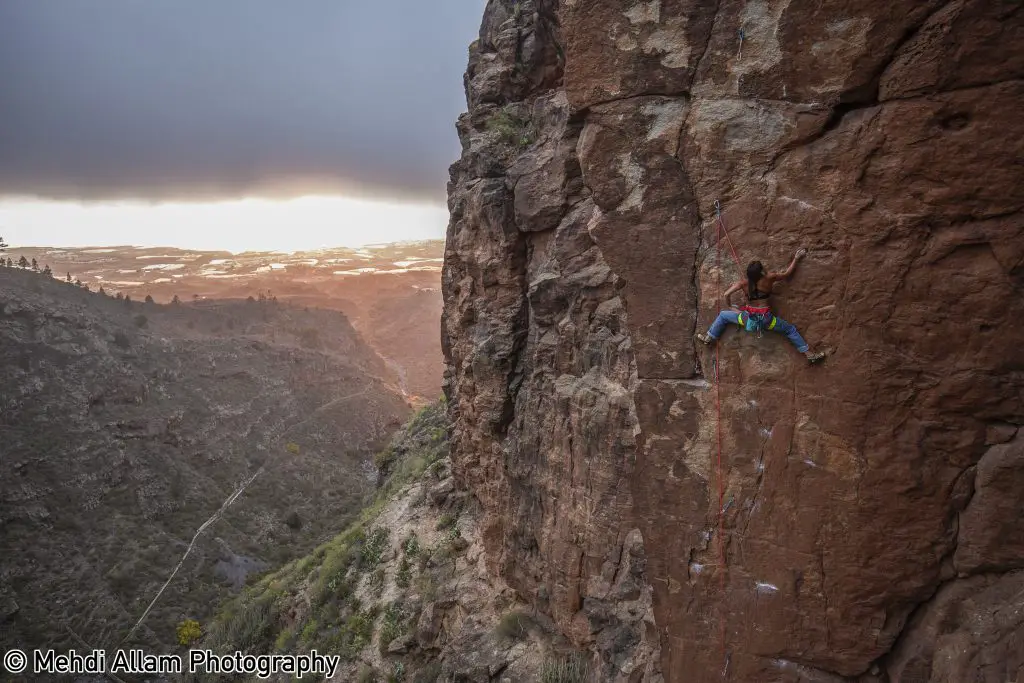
[737,306,777,338]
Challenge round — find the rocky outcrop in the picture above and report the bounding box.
[443,1,1024,681]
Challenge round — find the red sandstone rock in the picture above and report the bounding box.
[443,1,1024,681]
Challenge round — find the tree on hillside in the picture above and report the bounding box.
[66,272,72,283]
[5,258,12,268]
[0,235,7,252]
[31,258,38,271]
[42,264,52,276]
[124,295,132,305]
[171,294,181,305]
[18,256,28,268]
[115,292,124,301]
[144,294,154,304]
[98,286,107,296]
[74,279,82,287]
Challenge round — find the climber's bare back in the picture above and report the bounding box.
[733,275,781,305]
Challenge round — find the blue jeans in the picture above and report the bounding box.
[707,310,809,353]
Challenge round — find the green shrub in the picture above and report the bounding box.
[374,447,398,472]
[215,596,276,651]
[396,556,412,588]
[313,541,358,607]
[360,527,390,569]
[176,618,202,646]
[541,653,590,683]
[319,600,341,627]
[378,601,407,655]
[274,626,297,652]
[322,606,377,661]
[347,607,377,653]
[299,619,319,645]
[315,564,354,609]
[403,533,421,558]
[436,514,456,531]
[487,108,536,153]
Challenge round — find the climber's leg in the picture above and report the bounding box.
[770,316,808,352]
[697,310,740,345]
[771,317,825,362]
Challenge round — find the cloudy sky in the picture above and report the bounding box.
[0,0,485,250]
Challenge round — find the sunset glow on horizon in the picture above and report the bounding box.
[0,195,450,253]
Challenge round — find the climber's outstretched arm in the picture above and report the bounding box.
[771,248,807,281]
[722,281,744,310]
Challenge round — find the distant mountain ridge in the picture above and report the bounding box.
[7,241,445,400]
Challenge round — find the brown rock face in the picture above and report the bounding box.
[442,1,1024,681]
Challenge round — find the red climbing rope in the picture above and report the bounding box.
[713,200,730,676]
[715,199,743,270]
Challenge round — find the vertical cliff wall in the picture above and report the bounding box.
[442,1,1024,681]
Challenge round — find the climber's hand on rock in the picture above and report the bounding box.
[796,248,808,259]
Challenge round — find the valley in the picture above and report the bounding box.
[0,266,412,653]
[12,241,445,400]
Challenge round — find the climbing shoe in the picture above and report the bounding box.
[696,333,715,346]
[806,350,826,364]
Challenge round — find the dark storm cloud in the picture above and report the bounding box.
[0,0,485,202]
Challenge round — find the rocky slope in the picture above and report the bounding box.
[442,1,1024,681]
[194,403,587,683]
[0,267,410,653]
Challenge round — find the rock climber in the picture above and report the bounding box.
[696,248,826,363]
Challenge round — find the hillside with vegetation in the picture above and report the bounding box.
[0,265,410,655]
[194,401,590,683]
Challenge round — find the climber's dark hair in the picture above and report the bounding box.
[747,260,765,296]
